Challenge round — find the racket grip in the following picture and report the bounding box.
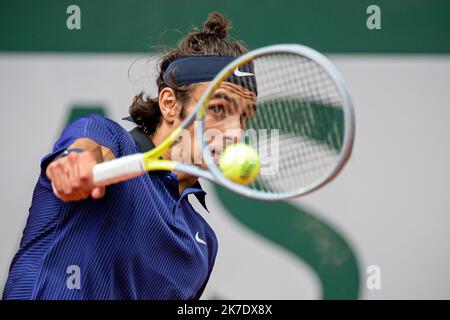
[93,153,146,186]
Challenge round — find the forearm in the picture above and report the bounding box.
[67,138,115,162]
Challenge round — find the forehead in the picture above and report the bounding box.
[193,82,257,105]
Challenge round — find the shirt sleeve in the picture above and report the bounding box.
[40,115,124,173]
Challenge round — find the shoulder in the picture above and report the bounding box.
[68,114,126,133]
[60,114,137,156]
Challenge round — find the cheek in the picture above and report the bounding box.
[204,114,227,131]
[188,124,204,162]
[204,117,225,143]
[208,114,243,133]
[179,98,199,120]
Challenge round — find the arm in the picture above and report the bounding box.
[46,138,115,202]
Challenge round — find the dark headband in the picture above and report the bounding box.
[162,55,257,95]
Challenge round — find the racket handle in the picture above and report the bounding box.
[93,153,146,186]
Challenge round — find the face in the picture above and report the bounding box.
[171,81,257,168]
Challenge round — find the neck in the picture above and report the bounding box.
[175,171,199,195]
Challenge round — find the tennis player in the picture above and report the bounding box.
[3,12,257,300]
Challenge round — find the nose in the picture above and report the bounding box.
[223,116,244,147]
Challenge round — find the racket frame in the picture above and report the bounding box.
[199,44,355,200]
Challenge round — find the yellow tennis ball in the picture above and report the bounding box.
[218,143,260,185]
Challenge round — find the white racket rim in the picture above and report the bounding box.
[195,44,355,201]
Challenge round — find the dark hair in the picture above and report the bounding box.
[129,12,248,134]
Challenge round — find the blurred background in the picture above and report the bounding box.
[1,0,449,299]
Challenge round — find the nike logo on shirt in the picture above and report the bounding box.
[195,232,207,246]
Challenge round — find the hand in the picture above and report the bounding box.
[46,147,106,202]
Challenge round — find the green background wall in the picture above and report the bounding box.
[1,0,449,53]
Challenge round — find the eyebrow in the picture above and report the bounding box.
[211,92,238,111]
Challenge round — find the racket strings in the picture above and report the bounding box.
[234,53,345,193]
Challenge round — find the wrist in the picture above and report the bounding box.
[53,148,84,161]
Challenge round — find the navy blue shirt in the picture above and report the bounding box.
[3,115,218,300]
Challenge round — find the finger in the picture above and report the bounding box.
[66,153,90,200]
[91,186,106,199]
[46,162,56,181]
[66,152,81,190]
[51,181,61,199]
[47,163,62,198]
[51,163,70,196]
[70,153,96,200]
[78,152,96,191]
[60,162,74,195]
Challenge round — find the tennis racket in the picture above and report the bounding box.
[93,44,355,200]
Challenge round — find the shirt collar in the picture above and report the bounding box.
[127,125,208,212]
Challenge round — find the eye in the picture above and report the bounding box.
[209,104,225,114]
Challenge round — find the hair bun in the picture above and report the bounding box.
[203,12,230,40]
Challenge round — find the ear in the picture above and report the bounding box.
[158,87,180,125]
